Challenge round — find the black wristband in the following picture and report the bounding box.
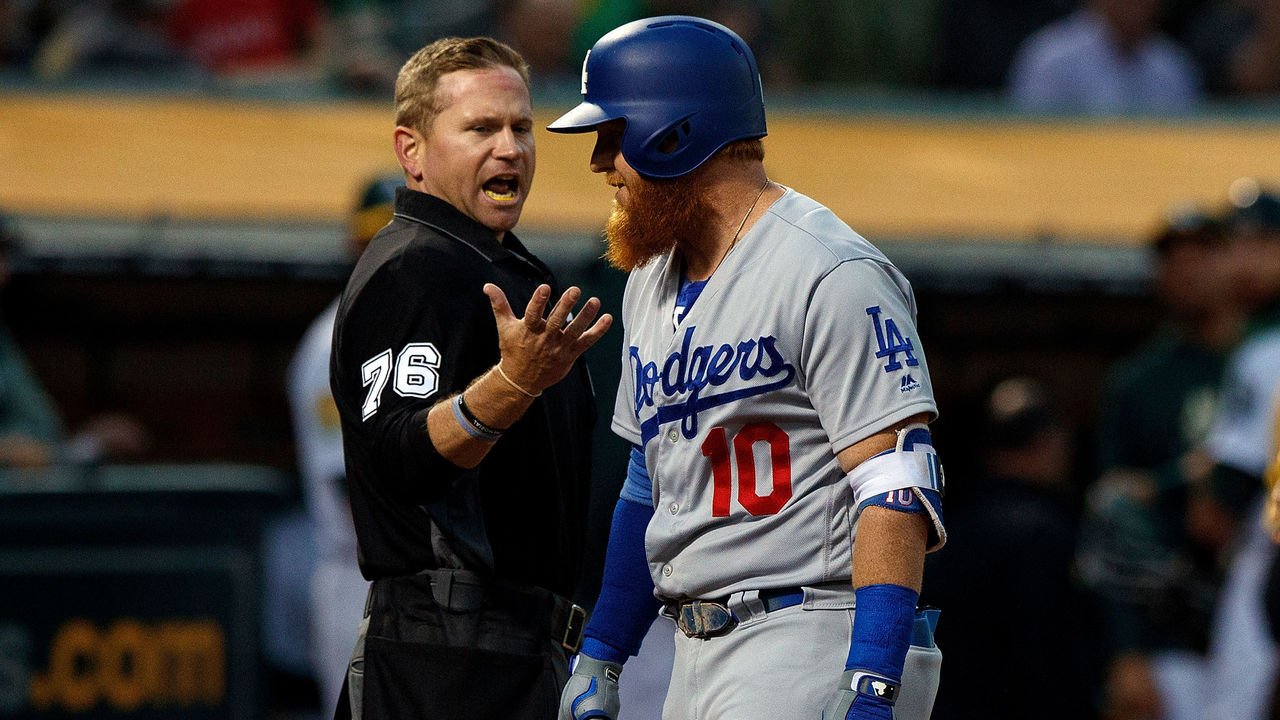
[453,393,504,440]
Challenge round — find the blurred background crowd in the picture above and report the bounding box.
[926,178,1280,720]
[0,0,1278,105]
[3,2,1280,720]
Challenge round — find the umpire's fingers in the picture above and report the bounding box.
[546,286,582,331]
[572,312,613,353]
[483,283,515,323]
[562,296,601,337]
[521,284,552,330]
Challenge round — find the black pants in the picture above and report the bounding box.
[334,570,574,720]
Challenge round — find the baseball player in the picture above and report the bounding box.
[1199,184,1280,720]
[548,17,946,720]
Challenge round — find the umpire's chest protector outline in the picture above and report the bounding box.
[611,188,938,600]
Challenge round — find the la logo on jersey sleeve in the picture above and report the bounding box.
[865,306,920,393]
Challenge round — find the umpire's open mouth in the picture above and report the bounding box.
[483,175,519,202]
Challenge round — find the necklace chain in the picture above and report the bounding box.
[726,179,771,256]
[697,179,771,281]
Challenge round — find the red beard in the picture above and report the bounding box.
[602,170,715,272]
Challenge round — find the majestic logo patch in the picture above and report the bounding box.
[630,326,796,444]
[899,374,921,394]
[866,306,919,372]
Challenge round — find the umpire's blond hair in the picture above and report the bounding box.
[395,37,531,135]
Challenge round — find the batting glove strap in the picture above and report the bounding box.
[821,669,897,720]
[847,670,900,704]
[558,654,622,720]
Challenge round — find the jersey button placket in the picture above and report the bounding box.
[661,564,673,577]
[669,502,679,514]
[667,429,679,443]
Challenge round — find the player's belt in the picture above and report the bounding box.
[670,587,806,639]
[407,568,587,653]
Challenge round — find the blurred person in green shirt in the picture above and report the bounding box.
[1078,206,1245,720]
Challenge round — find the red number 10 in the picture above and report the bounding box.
[701,422,792,517]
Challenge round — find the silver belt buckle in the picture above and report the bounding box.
[675,600,737,638]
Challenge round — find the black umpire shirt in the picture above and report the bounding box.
[330,188,596,599]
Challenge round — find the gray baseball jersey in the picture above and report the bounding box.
[612,187,937,600]
[1198,329,1280,720]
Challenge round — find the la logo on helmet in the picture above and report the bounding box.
[579,50,590,95]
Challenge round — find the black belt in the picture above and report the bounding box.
[413,568,586,653]
[670,587,806,639]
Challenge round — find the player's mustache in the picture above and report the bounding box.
[606,172,625,187]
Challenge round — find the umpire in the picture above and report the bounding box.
[329,37,613,720]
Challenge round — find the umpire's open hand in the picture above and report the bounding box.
[484,283,612,396]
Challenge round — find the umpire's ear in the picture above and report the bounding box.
[394,126,426,183]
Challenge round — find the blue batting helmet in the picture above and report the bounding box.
[547,15,767,179]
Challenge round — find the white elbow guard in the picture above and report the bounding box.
[845,423,946,551]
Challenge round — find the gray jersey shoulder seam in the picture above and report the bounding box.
[761,202,905,397]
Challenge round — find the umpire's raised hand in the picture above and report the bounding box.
[484,283,613,397]
[424,283,611,469]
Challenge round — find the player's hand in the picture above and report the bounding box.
[821,670,894,720]
[0,435,55,469]
[484,283,612,396]
[1186,488,1236,551]
[558,653,621,720]
[1102,652,1162,720]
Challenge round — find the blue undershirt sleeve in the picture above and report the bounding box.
[579,448,659,663]
[580,496,661,663]
[619,444,654,507]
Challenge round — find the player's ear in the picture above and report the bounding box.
[394,126,425,181]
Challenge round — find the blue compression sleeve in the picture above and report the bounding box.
[619,445,654,507]
[580,496,661,663]
[846,584,919,678]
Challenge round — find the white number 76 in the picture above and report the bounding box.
[360,343,441,420]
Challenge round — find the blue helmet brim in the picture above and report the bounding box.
[547,101,619,133]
